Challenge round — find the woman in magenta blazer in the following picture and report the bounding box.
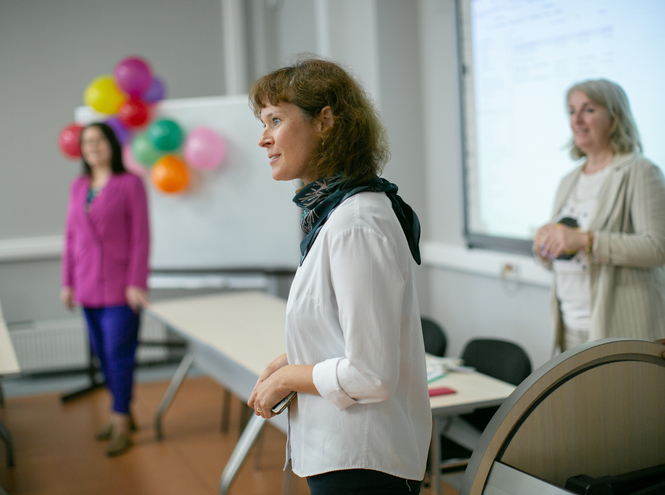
[61,122,150,457]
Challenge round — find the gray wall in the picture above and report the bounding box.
[417,0,552,367]
[0,0,554,368]
[0,0,225,322]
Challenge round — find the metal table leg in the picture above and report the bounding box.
[221,388,232,433]
[0,420,14,468]
[281,460,298,495]
[219,414,266,495]
[154,350,194,440]
[430,415,443,495]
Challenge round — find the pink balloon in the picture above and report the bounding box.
[114,57,152,97]
[184,126,227,170]
[122,142,145,176]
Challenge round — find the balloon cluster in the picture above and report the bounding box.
[58,56,227,195]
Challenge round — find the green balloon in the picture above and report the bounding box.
[148,119,184,152]
[132,132,164,167]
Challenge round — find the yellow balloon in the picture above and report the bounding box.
[84,75,125,114]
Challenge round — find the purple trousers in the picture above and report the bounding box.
[83,305,140,414]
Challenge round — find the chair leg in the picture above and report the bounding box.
[239,403,253,434]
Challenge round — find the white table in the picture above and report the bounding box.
[427,372,515,495]
[0,300,20,489]
[145,291,290,495]
[146,292,516,495]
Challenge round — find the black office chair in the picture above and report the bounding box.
[421,317,447,357]
[439,338,532,472]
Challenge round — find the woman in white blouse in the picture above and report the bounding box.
[534,79,665,352]
[247,58,431,494]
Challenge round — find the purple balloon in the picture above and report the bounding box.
[141,76,166,103]
[105,116,132,146]
[114,57,152,97]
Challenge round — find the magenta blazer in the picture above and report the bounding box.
[62,173,150,308]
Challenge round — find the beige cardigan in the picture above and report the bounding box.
[536,153,665,351]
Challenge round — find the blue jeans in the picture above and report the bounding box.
[83,305,140,414]
[307,469,421,495]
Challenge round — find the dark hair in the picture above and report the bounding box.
[249,57,390,185]
[80,122,126,175]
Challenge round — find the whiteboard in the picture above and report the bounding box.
[458,0,665,253]
[75,95,302,271]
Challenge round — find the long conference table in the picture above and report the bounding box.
[145,291,515,495]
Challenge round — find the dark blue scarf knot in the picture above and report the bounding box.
[293,176,421,266]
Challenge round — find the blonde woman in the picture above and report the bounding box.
[534,79,665,352]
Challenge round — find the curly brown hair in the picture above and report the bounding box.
[249,57,390,185]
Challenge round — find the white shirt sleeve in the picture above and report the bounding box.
[312,225,407,411]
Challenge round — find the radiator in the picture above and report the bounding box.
[8,314,169,374]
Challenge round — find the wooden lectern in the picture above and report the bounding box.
[460,338,665,495]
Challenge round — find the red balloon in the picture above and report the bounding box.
[118,98,150,128]
[58,123,84,159]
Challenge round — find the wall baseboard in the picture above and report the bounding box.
[422,241,552,288]
[0,236,63,263]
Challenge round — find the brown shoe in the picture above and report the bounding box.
[95,415,137,441]
[95,423,114,441]
[106,431,132,457]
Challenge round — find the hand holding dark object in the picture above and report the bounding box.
[248,353,289,419]
[535,223,587,260]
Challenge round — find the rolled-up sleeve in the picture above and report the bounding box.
[311,225,406,411]
[312,357,356,409]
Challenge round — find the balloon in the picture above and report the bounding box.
[84,75,125,114]
[58,123,84,159]
[184,126,227,170]
[114,57,152,97]
[118,98,150,128]
[122,143,145,176]
[148,119,184,151]
[131,132,164,167]
[151,155,189,194]
[105,116,132,146]
[141,75,166,103]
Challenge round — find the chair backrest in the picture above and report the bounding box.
[461,338,532,386]
[421,317,447,357]
[459,338,532,432]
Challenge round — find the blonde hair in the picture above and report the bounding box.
[566,79,642,159]
[249,57,390,185]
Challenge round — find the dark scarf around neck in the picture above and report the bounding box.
[293,176,421,266]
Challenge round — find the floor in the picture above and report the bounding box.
[0,367,460,495]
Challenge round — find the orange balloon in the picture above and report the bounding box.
[151,155,189,194]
